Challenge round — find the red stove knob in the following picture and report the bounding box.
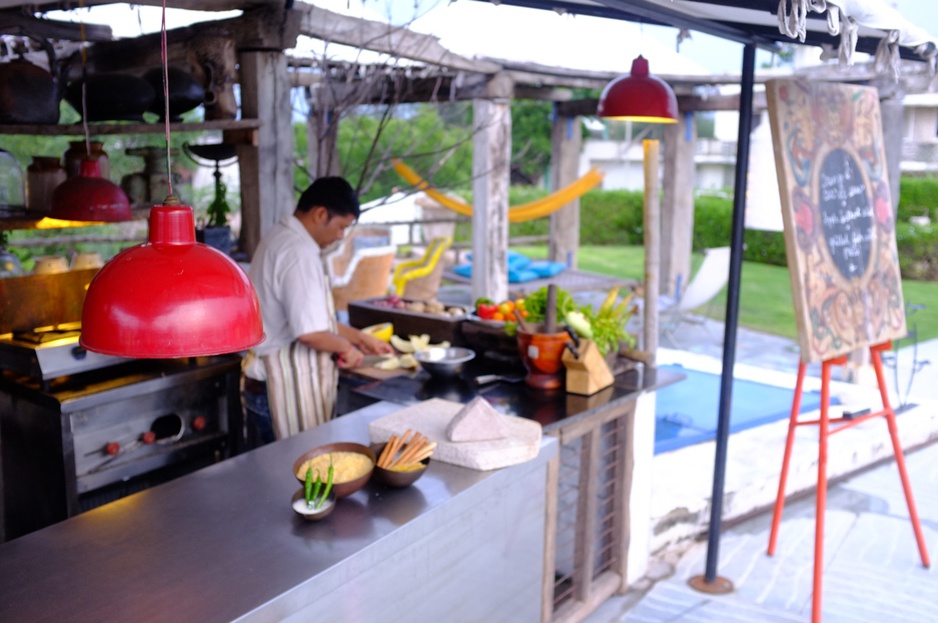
[105,442,120,456]
[141,431,157,445]
[192,416,206,431]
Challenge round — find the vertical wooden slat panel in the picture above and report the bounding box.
[572,428,601,602]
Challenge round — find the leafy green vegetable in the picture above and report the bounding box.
[524,286,576,324]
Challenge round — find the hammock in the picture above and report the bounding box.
[391,159,604,223]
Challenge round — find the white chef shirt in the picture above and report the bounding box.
[245,214,333,380]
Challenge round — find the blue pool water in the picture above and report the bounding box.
[654,364,833,455]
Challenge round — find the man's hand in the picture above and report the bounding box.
[358,332,395,356]
[337,345,365,369]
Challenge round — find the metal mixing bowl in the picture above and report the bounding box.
[413,346,475,380]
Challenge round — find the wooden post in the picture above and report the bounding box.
[305,90,341,180]
[237,51,295,259]
[661,111,696,298]
[642,139,660,366]
[471,98,511,304]
[549,110,583,268]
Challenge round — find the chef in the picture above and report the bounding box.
[243,177,394,445]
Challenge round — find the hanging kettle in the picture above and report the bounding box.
[0,58,60,125]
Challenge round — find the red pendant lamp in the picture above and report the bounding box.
[80,0,264,358]
[81,198,264,357]
[597,55,678,123]
[50,158,131,222]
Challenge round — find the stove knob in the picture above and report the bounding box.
[192,416,206,432]
[141,431,157,445]
[105,442,120,456]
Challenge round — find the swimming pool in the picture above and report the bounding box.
[654,364,831,454]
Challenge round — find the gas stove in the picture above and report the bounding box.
[0,327,130,382]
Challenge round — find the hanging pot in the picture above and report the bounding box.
[65,74,155,122]
[0,59,60,125]
[144,67,206,122]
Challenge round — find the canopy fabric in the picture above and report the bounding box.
[390,159,604,223]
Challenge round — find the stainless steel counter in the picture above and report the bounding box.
[0,402,558,623]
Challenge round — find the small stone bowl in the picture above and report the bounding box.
[291,488,337,522]
[371,442,431,488]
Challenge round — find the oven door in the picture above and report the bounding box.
[70,370,233,495]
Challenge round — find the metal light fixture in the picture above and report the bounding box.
[80,200,263,357]
[596,55,678,368]
[597,55,678,123]
[50,158,131,222]
[80,0,264,358]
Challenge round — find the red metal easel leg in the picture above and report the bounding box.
[869,346,931,568]
[811,360,832,623]
[768,361,807,556]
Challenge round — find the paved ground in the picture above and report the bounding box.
[583,319,938,623]
[584,441,938,623]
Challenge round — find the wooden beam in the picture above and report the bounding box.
[677,91,767,112]
[76,7,300,77]
[0,12,112,41]
[549,111,582,267]
[237,49,295,258]
[471,98,511,303]
[296,3,501,74]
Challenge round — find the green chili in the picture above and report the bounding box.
[316,462,335,510]
[304,466,314,507]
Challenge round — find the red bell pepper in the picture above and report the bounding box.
[476,303,498,320]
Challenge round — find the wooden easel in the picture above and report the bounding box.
[767,341,930,623]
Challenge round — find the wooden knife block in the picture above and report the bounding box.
[562,339,614,395]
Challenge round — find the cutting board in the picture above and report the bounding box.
[368,398,542,471]
[346,355,416,381]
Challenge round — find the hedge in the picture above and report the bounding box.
[454,178,936,281]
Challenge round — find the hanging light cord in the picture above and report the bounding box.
[78,0,91,156]
[160,0,174,198]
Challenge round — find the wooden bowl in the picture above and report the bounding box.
[292,442,375,498]
[371,442,430,488]
[291,488,336,522]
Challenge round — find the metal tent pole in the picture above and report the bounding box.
[689,41,756,594]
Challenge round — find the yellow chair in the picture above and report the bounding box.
[392,236,452,301]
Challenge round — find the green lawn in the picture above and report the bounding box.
[512,244,938,346]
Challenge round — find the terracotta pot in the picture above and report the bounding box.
[517,329,572,390]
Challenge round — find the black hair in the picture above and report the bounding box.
[295,177,360,219]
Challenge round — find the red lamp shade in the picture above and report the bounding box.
[50,158,131,222]
[81,201,264,358]
[597,56,678,123]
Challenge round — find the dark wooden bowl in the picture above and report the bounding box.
[371,442,430,488]
[292,442,375,498]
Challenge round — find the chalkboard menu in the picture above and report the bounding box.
[766,79,906,363]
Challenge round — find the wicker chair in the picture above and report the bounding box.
[391,236,451,301]
[329,245,397,311]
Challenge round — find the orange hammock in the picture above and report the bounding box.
[391,159,604,224]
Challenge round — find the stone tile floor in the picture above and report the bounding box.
[584,319,938,623]
[584,442,938,623]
